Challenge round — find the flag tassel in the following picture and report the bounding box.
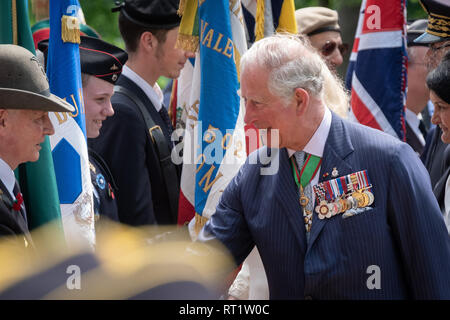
[61,15,80,43]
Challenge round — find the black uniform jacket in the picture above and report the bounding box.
[0,179,34,249]
[89,75,180,226]
[89,148,119,223]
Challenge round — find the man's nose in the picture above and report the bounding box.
[329,51,343,68]
[43,113,55,135]
[185,50,195,59]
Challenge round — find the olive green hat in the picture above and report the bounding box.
[0,44,74,112]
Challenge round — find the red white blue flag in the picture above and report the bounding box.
[345,0,408,140]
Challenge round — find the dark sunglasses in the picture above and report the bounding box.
[321,41,349,56]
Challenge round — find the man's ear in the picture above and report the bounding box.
[140,31,156,53]
[294,88,309,116]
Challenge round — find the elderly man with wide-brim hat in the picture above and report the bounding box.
[0,45,73,249]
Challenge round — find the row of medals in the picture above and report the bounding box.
[313,188,374,220]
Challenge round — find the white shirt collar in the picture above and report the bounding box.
[405,108,425,146]
[287,106,332,158]
[121,65,163,112]
[0,158,16,199]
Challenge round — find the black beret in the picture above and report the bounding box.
[112,0,181,29]
[38,36,128,85]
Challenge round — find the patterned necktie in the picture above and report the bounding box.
[159,106,174,141]
[294,151,314,234]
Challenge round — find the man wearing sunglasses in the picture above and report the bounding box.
[295,7,348,73]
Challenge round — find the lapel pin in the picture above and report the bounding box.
[332,167,339,177]
[322,172,329,178]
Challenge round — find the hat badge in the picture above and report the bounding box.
[112,74,118,81]
[110,64,119,71]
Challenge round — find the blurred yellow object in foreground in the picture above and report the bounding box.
[0,220,235,299]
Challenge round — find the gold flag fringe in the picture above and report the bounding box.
[175,33,199,53]
[255,0,265,42]
[194,213,209,236]
[177,0,187,16]
[61,15,80,43]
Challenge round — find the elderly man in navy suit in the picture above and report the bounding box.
[199,34,450,299]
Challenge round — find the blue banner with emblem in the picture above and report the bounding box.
[46,0,95,248]
[194,0,247,222]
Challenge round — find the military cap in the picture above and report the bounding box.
[414,0,450,44]
[38,36,128,85]
[112,0,181,29]
[295,7,341,37]
[0,45,74,112]
[407,19,429,47]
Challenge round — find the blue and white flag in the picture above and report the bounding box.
[47,0,95,249]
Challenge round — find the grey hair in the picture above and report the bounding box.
[240,33,349,117]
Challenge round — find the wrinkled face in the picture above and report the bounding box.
[430,90,450,144]
[154,27,195,79]
[241,65,298,149]
[308,31,346,72]
[0,109,54,168]
[83,76,114,139]
[426,40,450,71]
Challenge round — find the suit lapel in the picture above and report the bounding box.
[307,114,355,250]
[274,148,307,254]
[0,179,31,239]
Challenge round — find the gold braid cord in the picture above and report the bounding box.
[175,33,199,53]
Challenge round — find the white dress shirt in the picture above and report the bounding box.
[121,65,164,112]
[444,174,450,235]
[405,108,426,147]
[287,106,332,197]
[0,158,16,200]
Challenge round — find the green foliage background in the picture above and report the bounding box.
[28,0,428,86]
[28,0,427,49]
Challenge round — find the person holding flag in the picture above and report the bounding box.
[198,34,450,299]
[90,0,195,227]
[45,0,97,250]
[0,45,74,249]
[39,35,128,227]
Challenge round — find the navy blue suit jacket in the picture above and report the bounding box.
[89,75,179,226]
[201,113,450,299]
